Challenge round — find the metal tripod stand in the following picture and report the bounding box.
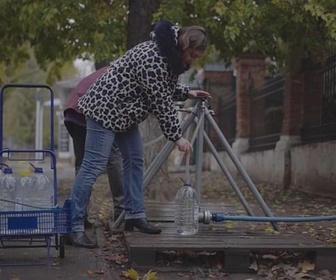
[113,98,279,231]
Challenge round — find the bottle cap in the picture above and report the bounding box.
[35,167,44,173]
[3,167,13,174]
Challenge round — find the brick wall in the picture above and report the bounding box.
[281,71,305,135]
[203,70,235,149]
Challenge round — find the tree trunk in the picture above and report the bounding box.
[126,0,162,49]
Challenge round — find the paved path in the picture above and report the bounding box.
[0,228,121,279]
[0,161,121,280]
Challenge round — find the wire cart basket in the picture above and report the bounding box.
[0,83,72,265]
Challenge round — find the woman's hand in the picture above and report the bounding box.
[175,137,193,153]
[188,90,211,99]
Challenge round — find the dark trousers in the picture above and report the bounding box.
[65,121,124,217]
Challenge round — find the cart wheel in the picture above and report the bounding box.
[59,236,65,258]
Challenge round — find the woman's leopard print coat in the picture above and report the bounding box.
[78,29,190,142]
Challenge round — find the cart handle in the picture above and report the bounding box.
[0,83,55,151]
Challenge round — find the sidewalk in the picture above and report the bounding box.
[0,228,121,280]
[0,161,122,280]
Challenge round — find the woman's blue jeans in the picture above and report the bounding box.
[71,117,145,232]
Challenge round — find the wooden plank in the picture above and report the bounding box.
[126,202,336,271]
[315,250,336,271]
[125,223,332,250]
[224,250,251,273]
[128,247,156,267]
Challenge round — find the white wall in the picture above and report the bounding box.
[207,141,336,197]
[291,141,336,195]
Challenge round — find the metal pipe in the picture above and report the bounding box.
[205,109,279,231]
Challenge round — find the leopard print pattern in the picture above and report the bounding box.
[78,39,190,142]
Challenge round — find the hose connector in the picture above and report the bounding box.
[198,210,212,224]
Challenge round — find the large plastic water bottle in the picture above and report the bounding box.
[0,167,20,234]
[0,167,4,189]
[0,167,19,211]
[16,162,32,212]
[174,181,199,236]
[0,168,4,234]
[18,161,32,190]
[25,166,54,232]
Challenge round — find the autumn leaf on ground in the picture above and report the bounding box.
[143,270,158,280]
[263,224,276,233]
[261,253,279,260]
[87,269,104,277]
[106,253,128,265]
[249,260,258,271]
[299,259,315,272]
[124,268,138,280]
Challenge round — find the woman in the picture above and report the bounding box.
[67,19,210,248]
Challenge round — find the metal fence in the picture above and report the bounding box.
[249,77,284,151]
[215,94,236,150]
[301,48,336,143]
[206,48,336,152]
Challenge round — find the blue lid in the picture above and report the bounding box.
[3,168,13,174]
[35,167,44,173]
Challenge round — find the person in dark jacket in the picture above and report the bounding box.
[67,19,210,248]
[63,67,124,229]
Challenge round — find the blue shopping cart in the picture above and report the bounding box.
[0,83,72,265]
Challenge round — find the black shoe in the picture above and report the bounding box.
[124,218,161,234]
[84,219,94,229]
[113,211,123,222]
[65,232,97,248]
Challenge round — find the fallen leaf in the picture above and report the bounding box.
[299,259,315,272]
[249,260,258,271]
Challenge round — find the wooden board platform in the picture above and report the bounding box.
[124,202,336,272]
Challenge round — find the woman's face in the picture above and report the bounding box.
[181,48,205,69]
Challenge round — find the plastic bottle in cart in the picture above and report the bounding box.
[25,166,54,232]
[0,167,20,234]
[15,162,32,212]
[0,167,19,211]
[0,167,5,234]
[18,161,32,191]
[174,181,199,236]
[0,167,4,192]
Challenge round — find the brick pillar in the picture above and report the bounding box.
[281,71,305,135]
[232,55,266,154]
[203,70,235,149]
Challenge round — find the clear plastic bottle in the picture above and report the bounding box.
[0,167,4,188]
[18,161,32,190]
[25,166,54,232]
[0,167,20,234]
[0,167,19,211]
[0,167,5,234]
[15,162,32,213]
[174,182,199,236]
